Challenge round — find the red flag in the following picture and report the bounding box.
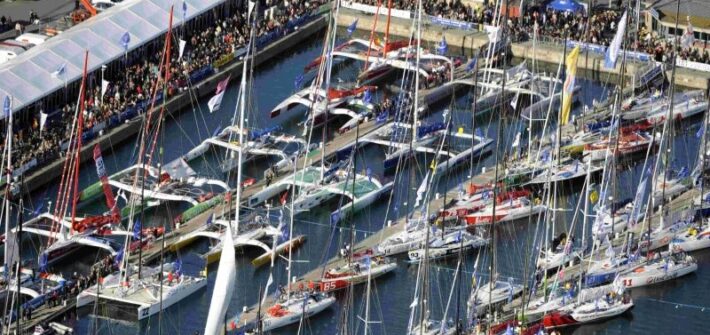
[215,76,230,94]
[280,190,289,206]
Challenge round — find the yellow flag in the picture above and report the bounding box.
[589,189,599,204]
[458,126,464,134]
[560,46,580,125]
[374,36,382,47]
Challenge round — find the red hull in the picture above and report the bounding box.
[542,311,577,328]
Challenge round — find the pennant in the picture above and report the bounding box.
[347,19,358,36]
[248,1,256,19]
[39,111,48,133]
[604,11,627,69]
[466,57,478,72]
[294,74,304,89]
[437,36,448,55]
[120,32,131,52]
[2,96,9,118]
[178,39,187,60]
[101,79,110,99]
[560,46,580,125]
[682,17,695,49]
[182,1,187,20]
[510,91,520,109]
[132,219,142,240]
[51,63,66,78]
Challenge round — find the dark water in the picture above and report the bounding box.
[18,35,706,334]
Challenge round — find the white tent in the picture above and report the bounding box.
[0,0,224,117]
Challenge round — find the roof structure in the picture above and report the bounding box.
[654,0,710,32]
[0,0,224,118]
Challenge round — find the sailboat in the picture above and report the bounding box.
[76,7,206,320]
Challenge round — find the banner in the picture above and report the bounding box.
[343,1,411,19]
[604,11,627,69]
[560,46,580,125]
[429,16,476,30]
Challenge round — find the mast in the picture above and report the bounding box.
[660,0,683,228]
[3,95,12,269]
[384,0,393,51]
[14,197,22,335]
[363,0,383,72]
[488,0,509,324]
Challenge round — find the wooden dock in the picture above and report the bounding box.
[7,300,75,334]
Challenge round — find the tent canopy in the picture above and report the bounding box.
[0,0,224,119]
[547,0,584,13]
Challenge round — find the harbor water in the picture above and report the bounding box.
[17,35,708,334]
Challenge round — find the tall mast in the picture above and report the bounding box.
[363,0,383,72]
[70,51,89,232]
[3,95,12,268]
[384,0,392,51]
[488,0,509,323]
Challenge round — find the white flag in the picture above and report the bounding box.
[511,132,521,148]
[207,91,225,113]
[604,11,627,69]
[414,172,429,207]
[101,79,110,99]
[178,39,187,60]
[510,91,520,109]
[248,1,256,19]
[39,111,48,134]
[262,273,273,305]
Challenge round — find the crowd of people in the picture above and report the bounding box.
[3,0,327,176]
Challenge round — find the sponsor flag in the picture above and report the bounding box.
[93,145,119,219]
[294,74,304,89]
[604,11,627,69]
[560,46,580,125]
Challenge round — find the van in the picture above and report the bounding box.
[0,45,25,65]
[15,33,49,46]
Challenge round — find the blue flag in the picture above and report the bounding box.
[363,255,371,270]
[113,248,124,268]
[366,167,372,182]
[39,253,48,273]
[51,63,66,78]
[437,36,448,55]
[279,223,289,244]
[2,96,9,118]
[132,219,142,240]
[363,90,372,104]
[330,211,341,226]
[346,19,358,36]
[182,1,187,20]
[697,125,704,138]
[206,213,214,226]
[173,259,183,276]
[466,57,478,72]
[294,74,304,89]
[121,32,131,51]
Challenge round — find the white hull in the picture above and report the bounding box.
[261,295,336,331]
[617,257,697,288]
